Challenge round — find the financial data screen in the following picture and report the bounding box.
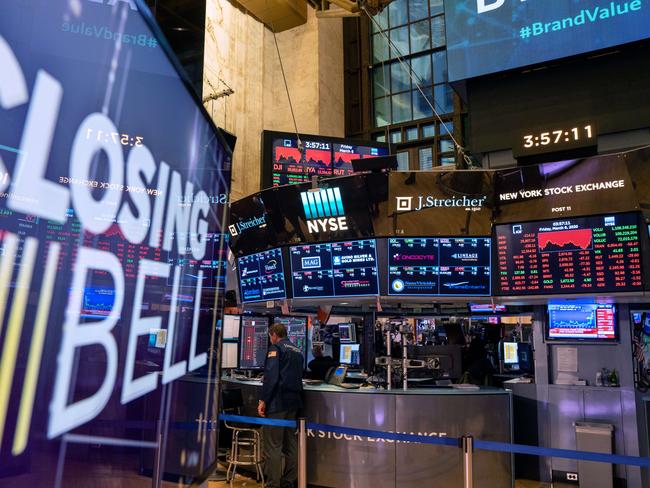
[388,238,491,296]
[238,248,287,302]
[290,239,379,298]
[239,316,269,369]
[496,213,643,295]
[274,316,308,356]
[548,303,617,341]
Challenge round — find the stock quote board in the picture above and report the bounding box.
[495,213,643,295]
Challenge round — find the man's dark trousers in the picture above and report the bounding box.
[263,409,298,488]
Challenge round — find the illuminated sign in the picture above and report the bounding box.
[228,214,267,237]
[394,195,488,213]
[300,187,348,233]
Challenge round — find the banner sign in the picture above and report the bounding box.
[0,0,230,483]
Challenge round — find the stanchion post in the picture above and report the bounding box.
[462,435,474,488]
[298,418,307,488]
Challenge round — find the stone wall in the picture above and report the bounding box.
[203,1,345,201]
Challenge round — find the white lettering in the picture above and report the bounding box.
[477,0,505,14]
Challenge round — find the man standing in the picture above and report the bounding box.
[258,323,304,488]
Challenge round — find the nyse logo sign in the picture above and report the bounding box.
[300,187,348,234]
[477,0,526,14]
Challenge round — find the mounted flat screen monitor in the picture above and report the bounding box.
[290,239,379,298]
[338,323,357,343]
[221,343,239,369]
[222,314,241,340]
[340,344,361,365]
[238,248,287,303]
[495,212,643,295]
[502,343,519,365]
[274,316,308,357]
[547,303,618,342]
[469,303,507,313]
[239,316,270,370]
[262,130,389,188]
[388,237,491,296]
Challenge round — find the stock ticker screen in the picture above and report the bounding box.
[274,316,308,356]
[237,248,287,303]
[388,238,492,296]
[495,213,643,295]
[239,316,270,370]
[290,239,379,298]
[547,303,618,341]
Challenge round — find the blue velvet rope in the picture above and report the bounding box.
[219,414,650,467]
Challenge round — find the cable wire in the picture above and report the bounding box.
[272,25,303,150]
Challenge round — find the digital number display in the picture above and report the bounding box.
[388,237,491,296]
[238,248,287,302]
[515,124,596,156]
[239,316,269,370]
[332,143,387,177]
[547,303,617,341]
[496,213,643,295]
[290,239,379,298]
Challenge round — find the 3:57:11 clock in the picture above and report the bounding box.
[523,124,594,149]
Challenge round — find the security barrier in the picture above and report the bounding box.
[219,413,650,488]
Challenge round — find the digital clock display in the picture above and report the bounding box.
[514,124,596,157]
[495,212,643,296]
[86,128,143,147]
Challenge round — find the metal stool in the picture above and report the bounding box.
[222,389,264,486]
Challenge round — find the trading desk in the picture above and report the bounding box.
[222,378,513,488]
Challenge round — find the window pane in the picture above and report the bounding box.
[391,129,403,144]
[413,87,433,120]
[419,147,433,170]
[371,8,389,32]
[389,0,408,27]
[440,120,454,136]
[374,97,391,127]
[432,50,448,84]
[440,156,455,166]
[373,34,389,63]
[431,15,446,48]
[396,151,410,170]
[410,20,431,54]
[390,26,410,57]
[430,0,443,15]
[439,138,454,153]
[406,127,419,141]
[422,123,436,138]
[373,64,390,98]
[412,54,432,86]
[434,84,453,114]
[409,0,429,22]
[392,92,413,123]
[373,132,386,142]
[391,61,410,93]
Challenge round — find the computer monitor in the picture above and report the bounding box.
[503,342,519,365]
[339,344,360,365]
[239,316,269,370]
[274,316,308,358]
[223,314,241,341]
[338,323,357,343]
[221,343,239,369]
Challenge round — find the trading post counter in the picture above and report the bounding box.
[222,379,513,488]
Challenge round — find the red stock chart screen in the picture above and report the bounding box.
[495,213,643,295]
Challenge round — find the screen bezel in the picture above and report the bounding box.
[289,238,380,299]
[545,303,620,344]
[493,211,646,297]
[385,236,492,297]
[238,315,270,370]
[237,247,288,304]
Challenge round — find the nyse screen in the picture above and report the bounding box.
[496,213,643,295]
[547,303,617,341]
[274,316,308,355]
[0,0,231,485]
[388,238,491,296]
[332,143,388,177]
[238,248,287,302]
[239,316,270,369]
[290,239,379,298]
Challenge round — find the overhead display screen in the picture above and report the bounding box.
[445,0,650,81]
[495,213,643,295]
[290,239,379,298]
[262,130,389,188]
[547,303,618,341]
[238,248,287,302]
[388,238,491,296]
